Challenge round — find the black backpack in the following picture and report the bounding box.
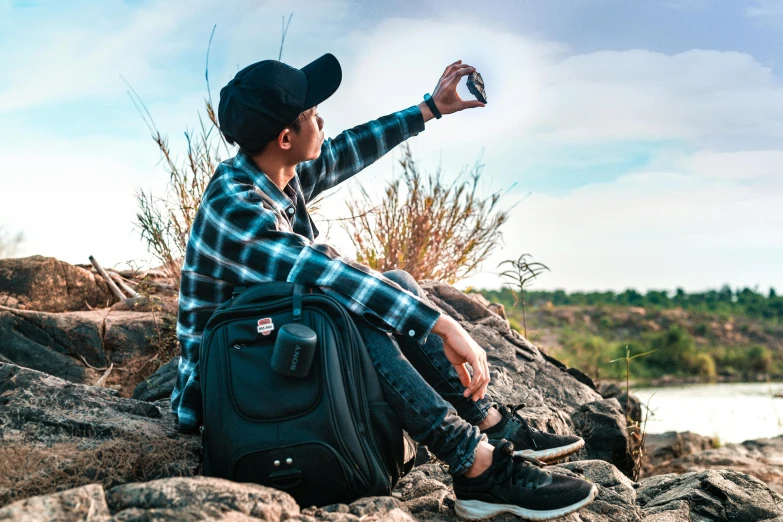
[199,281,416,507]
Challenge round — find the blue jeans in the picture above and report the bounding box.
[351,269,494,476]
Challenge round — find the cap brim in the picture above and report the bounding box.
[300,53,342,110]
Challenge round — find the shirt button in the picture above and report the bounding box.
[287,207,295,214]
[408,329,415,337]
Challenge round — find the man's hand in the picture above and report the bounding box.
[431,314,490,402]
[431,59,487,115]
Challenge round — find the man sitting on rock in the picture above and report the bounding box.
[171,53,597,520]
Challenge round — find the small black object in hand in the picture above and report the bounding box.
[466,71,487,104]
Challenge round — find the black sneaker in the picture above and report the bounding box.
[453,440,598,521]
[481,404,584,463]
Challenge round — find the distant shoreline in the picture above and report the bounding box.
[601,374,783,389]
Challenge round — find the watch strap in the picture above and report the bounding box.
[423,93,442,119]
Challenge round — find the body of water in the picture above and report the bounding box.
[633,382,783,444]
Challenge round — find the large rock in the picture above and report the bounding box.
[637,469,783,521]
[0,483,109,522]
[0,362,200,507]
[3,258,783,519]
[0,255,114,312]
[599,382,642,424]
[643,431,716,468]
[0,306,105,383]
[106,476,301,521]
[648,435,783,494]
[572,398,635,477]
[558,460,642,521]
[132,356,179,402]
[0,305,174,396]
[0,477,411,521]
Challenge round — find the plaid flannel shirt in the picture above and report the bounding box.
[171,104,443,433]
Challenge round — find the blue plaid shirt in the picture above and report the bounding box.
[171,105,443,433]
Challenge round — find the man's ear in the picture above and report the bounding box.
[277,128,293,151]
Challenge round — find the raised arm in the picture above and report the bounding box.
[297,59,485,204]
[296,105,426,204]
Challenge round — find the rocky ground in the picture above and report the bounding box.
[643,431,783,495]
[2,255,783,521]
[0,255,178,397]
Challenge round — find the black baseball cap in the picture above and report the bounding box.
[218,53,342,151]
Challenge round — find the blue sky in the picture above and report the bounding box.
[1,0,781,293]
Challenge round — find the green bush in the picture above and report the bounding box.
[496,293,782,381]
[645,325,696,374]
[555,333,639,380]
[713,344,777,376]
[694,322,709,337]
[685,352,717,379]
[746,345,774,373]
[598,316,615,331]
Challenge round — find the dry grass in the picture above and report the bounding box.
[121,277,180,389]
[629,397,652,482]
[0,375,198,507]
[0,435,196,507]
[131,98,218,290]
[127,27,233,290]
[342,142,512,285]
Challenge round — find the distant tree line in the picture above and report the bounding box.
[479,284,783,323]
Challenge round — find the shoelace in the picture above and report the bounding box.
[493,444,549,490]
[503,403,539,450]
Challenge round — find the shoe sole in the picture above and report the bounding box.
[515,439,585,463]
[454,483,598,521]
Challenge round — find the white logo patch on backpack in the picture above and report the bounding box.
[257,317,275,335]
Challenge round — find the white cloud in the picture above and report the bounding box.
[320,17,566,152]
[746,0,783,28]
[680,150,783,180]
[459,151,783,292]
[534,49,783,145]
[307,18,783,294]
[315,24,783,190]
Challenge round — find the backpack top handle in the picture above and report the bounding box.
[231,282,310,321]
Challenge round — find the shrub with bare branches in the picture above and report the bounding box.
[132,109,220,287]
[342,142,512,285]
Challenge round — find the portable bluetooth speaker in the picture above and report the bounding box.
[271,323,317,378]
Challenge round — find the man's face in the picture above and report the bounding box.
[288,106,324,162]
